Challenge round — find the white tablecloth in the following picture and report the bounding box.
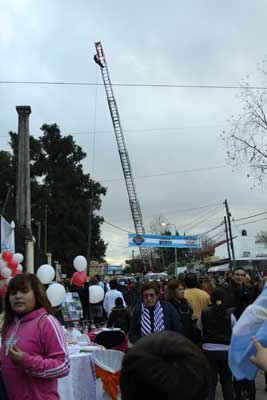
[58,353,96,400]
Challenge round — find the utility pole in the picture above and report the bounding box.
[224,216,231,262]
[224,199,236,268]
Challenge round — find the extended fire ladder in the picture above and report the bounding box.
[94,41,149,264]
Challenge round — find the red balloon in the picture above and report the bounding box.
[0,285,7,297]
[72,271,87,287]
[8,259,19,270]
[12,268,22,277]
[2,250,13,263]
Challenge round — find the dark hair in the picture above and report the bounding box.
[115,297,123,307]
[184,273,197,288]
[110,279,118,290]
[233,267,246,274]
[90,276,99,286]
[141,281,159,297]
[210,287,225,304]
[165,279,184,302]
[2,273,54,335]
[210,288,227,325]
[120,331,209,400]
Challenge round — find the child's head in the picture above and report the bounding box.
[120,331,209,400]
[2,273,53,333]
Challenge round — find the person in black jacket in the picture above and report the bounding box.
[223,268,256,400]
[107,297,131,333]
[223,267,252,319]
[129,281,183,344]
[165,279,195,340]
[199,288,236,400]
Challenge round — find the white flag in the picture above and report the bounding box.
[1,216,15,253]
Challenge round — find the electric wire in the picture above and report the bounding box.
[234,217,267,227]
[1,80,267,90]
[0,123,228,138]
[233,211,267,222]
[197,221,224,236]
[178,205,224,232]
[100,165,227,182]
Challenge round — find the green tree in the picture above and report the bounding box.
[0,124,107,274]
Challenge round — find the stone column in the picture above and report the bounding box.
[16,106,32,238]
[16,106,34,272]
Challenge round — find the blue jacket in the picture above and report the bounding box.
[129,300,184,343]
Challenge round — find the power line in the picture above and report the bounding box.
[198,221,224,236]
[235,217,267,227]
[179,205,224,232]
[100,165,227,182]
[103,219,133,234]
[103,202,223,226]
[1,80,267,90]
[0,123,227,139]
[233,211,267,222]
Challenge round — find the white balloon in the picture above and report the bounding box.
[0,259,7,269]
[37,264,55,284]
[1,267,11,279]
[46,283,66,307]
[17,264,23,272]
[13,253,24,264]
[89,285,104,304]
[73,255,87,272]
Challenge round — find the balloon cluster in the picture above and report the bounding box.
[0,251,23,295]
[71,255,87,287]
[36,264,66,307]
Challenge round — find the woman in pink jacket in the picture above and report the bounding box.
[0,273,70,400]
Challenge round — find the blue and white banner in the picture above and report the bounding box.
[1,216,15,253]
[128,233,201,249]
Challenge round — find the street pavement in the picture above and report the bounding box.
[216,372,266,399]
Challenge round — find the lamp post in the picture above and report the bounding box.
[160,222,178,271]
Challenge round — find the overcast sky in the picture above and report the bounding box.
[1,0,267,264]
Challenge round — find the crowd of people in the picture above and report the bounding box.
[1,267,267,399]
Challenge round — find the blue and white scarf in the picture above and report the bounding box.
[141,300,165,336]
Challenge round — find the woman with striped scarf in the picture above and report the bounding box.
[129,281,184,344]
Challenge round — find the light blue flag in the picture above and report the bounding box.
[229,283,267,380]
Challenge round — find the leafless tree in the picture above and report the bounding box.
[200,234,215,251]
[222,61,267,184]
[149,214,170,234]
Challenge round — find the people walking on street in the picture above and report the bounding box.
[165,279,195,340]
[103,279,126,317]
[223,267,252,319]
[184,273,211,319]
[107,297,131,333]
[198,288,235,400]
[129,281,183,344]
